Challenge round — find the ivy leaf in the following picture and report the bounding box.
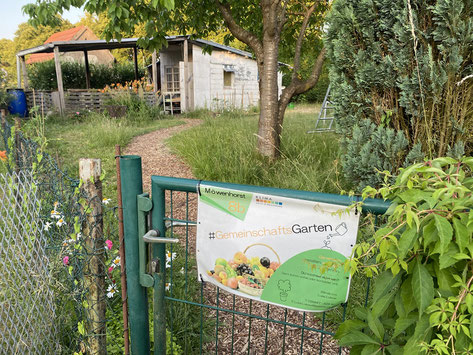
[337,330,380,346]
[434,215,453,253]
[412,260,434,316]
[453,217,469,253]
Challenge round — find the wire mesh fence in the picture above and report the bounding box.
[0,170,60,354]
[1,118,124,354]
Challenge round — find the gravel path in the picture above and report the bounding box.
[124,118,345,354]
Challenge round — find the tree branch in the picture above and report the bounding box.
[292,3,317,80]
[215,0,263,60]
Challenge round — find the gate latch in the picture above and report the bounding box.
[142,229,179,244]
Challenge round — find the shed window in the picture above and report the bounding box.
[223,71,234,87]
[165,66,180,92]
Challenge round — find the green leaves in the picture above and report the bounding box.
[434,215,453,253]
[412,260,434,316]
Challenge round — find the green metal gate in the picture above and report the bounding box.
[120,155,390,354]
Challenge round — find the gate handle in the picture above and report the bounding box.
[143,229,179,244]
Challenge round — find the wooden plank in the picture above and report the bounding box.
[84,50,91,89]
[54,46,65,114]
[152,50,158,95]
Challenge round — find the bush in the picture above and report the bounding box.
[28,61,146,90]
[336,157,473,353]
[342,119,424,191]
[325,0,473,187]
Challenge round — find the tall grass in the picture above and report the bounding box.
[28,112,183,198]
[171,105,344,193]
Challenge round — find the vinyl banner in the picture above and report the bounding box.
[196,184,360,312]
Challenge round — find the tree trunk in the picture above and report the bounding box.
[257,32,281,159]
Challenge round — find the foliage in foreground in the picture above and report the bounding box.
[336,157,473,354]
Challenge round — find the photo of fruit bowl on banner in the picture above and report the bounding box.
[196,184,361,312]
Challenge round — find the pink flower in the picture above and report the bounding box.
[108,266,114,274]
[62,256,69,266]
[105,239,113,250]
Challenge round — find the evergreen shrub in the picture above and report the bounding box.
[325,0,473,189]
[28,61,145,90]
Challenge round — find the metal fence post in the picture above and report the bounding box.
[120,155,150,354]
[79,159,106,354]
[151,182,167,355]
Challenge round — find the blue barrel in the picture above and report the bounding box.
[7,89,28,117]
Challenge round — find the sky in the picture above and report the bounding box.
[0,0,85,40]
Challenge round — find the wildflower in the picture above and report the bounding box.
[108,266,114,274]
[62,256,69,266]
[165,282,171,291]
[44,221,53,231]
[56,217,66,227]
[111,256,120,268]
[76,111,80,115]
[0,150,7,162]
[105,239,113,250]
[76,232,82,240]
[102,198,111,205]
[165,251,176,268]
[51,210,61,219]
[107,284,118,298]
[180,267,185,275]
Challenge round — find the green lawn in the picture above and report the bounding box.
[171,104,346,193]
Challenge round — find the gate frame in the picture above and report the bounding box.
[120,155,390,354]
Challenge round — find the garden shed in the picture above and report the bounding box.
[157,36,283,112]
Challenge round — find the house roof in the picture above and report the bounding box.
[26,26,91,64]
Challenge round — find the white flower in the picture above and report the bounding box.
[51,210,61,219]
[165,282,171,291]
[44,222,53,231]
[62,238,74,247]
[165,251,176,268]
[107,284,118,298]
[111,256,121,268]
[102,198,111,205]
[180,267,185,275]
[76,232,82,240]
[56,217,66,227]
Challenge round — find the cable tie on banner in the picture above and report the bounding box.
[197,180,203,196]
[114,155,122,159]
[199,273,205,283]
[354,195,360,215]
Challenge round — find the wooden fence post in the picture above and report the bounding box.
[79,158,106,354]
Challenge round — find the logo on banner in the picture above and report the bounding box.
[199,186,252,221]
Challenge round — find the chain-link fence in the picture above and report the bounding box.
[0,170,60,354]
[1,118,124,354]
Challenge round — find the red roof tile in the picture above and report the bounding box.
[26,26,87,64]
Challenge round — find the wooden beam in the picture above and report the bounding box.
[133,46,139,81]
[54,46,65,115]
[152,50,158,95]
[183,40,189,112]
[16,56,21,88]
[84,50,91,89]
[20,57,29,90]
